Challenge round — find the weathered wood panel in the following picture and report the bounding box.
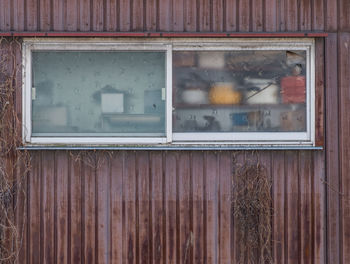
[13,0,25,31]
[300,151,312,264]
[92,0,104,31]
[285,151,299,263]
[165,153,177,264]
[145,0,157,31]
[39,0,51,31]
[315,38,325,146]
[0,0,11,31]
[238,0,250,32]
[131,0,143,31]
[17,150,325,263]
[123,152,137,264]
[56,152,69,264]
[339,0,350,31]
[184,0,197,32]
[225,0,237,31]
[198,0,210,32]
[299,0,312,31]
[83,153,96,263]
[25,0,38,31]
[212,0,224,32]
[325,0,338,31]
[218,152,232,263]
[265,0,277,31]
[178,152,191,263]
[28,152,41,264]
[66,0,78,31]
[339,33,350,264]
[205,152,219,263]
[1,0,350,263]
[96,154,110,264]
[151,152,164,264]
[314,151,325,264]
[79,0,91,32]
[137,151,150,264]
[119,0,131,31]
[251,0,264,32]
[159,0,172,32]
[110,153,123,263]
[272,151,285,263]
[4,0,350,32]
[52,0,64,31]
[172,0,184,31]
[41,152,55,263]
[105,0,118,31]
[192,152,204,263]
[312,0,324,31]
[325,33,340,264]
[70,152,83,263]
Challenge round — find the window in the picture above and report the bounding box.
[23,38,315,146]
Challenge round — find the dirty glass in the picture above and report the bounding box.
[32,51,166,136]
[172,50,307,133]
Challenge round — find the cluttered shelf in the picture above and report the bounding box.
[172,49,308,133]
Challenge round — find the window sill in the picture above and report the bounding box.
[18,145,323,151]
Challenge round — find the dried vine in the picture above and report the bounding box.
[0,37,30,263]
[232,153,273,264]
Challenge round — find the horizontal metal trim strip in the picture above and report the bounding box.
[0,31,329,37]
[18,146,323,151]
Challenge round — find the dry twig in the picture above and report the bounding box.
[0,37,30,263]
[232,153,273,264]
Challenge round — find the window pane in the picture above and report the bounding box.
[173,50,306,133]
[32,51,166,136]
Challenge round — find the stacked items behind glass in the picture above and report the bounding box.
[173,50,307,133]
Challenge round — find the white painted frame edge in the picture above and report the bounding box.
[310,40,316,145]
[23,42,32,143]
[166,44,173,143]
[22,38,316,146]
[23,40,170,144]
[172,40,315,145]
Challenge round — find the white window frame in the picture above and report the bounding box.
[22,38,315,146]
[23,40,173,144]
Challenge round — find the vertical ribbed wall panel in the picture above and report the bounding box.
[339,33,350,264]
[0,0,348,32]
[1,0,349,263]
[19,150,325,263]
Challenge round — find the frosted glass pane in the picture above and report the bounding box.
[173,50,307,133]
[32,51,166,137]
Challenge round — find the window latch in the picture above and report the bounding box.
[31,87,36,100]
[161,88,166,101]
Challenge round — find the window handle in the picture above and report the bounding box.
[31,87,36,100]
[162,88,166,101]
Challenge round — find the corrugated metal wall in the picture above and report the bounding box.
[0,0,349,263]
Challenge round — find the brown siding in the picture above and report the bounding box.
[18,150,324,264]
[0,0,348,32]
[1,0,350,263]
[325,33,340,264]
[339,33,350,263]
[315,38,325,146]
